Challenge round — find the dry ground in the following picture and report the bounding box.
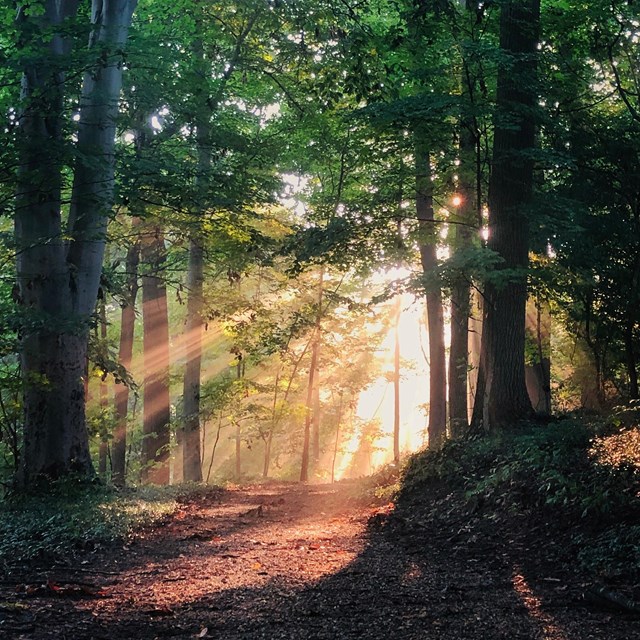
[0,481,638,639]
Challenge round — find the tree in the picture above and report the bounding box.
[15,0,137,484]
[300,268,324,482]
[140,221,171,484]
[112,228,140,486]
[472,0,539,431]
[415,129,447,448]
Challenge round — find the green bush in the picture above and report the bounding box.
[0,479,184,567]
[397,418,640,577]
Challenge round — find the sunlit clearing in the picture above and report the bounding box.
[334,267,429,480]
[512,567,568,639]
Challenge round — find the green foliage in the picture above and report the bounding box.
[0,480,222,567]
[399,419,640,577]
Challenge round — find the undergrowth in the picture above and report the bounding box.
[0,480,218,570]
[398,418,640,579]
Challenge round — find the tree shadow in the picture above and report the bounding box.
[4,484,638,640]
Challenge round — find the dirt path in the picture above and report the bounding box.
[1,482,639,639]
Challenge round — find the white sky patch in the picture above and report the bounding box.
[280,173,309,218]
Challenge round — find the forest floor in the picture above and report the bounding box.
[0,480,639,640]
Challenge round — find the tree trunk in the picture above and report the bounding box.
[235,421,242,479]
[415,132,447,449]
[311,341,321,463]
[15,0,137,485]
[625,318,639,400]
[140,226,171,484]
[181,235,204,482]
[300,338,319,482]
[112,233,140,486]
[524,298,552,414]
[300,269,324,482]
[472,0,539,431]
[182,109,209,482]
[235,360,244,480]
[206,412,224,484]
[263,369,281,479]
[448,225,472,439]
[449,11,479,436]
[98,298,110,477]
[626,256,640,399]
[66,0,139,319]
[331,391,345,483]
[468,291,483,416]
[393,296,401,464]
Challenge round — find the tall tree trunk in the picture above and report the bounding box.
[300,269,324,482]
[235,421,242,479]
[140,226,171,484]
[415,132,447,449]
[112,233,140,486]
[16,0,137,485]
[98,298,110,476]
[524,298,552,414]
[449,1,480,436]
[263,370,280,479]
[206,411,224,484]
[448,223,472,439]
[331,391,345,483]
[468,291,483,418]
[626,256,640,399]
[393,296,401,464]
[625,318,639,400]
[235,360,244,479]
[472,0,539,431]
[300,339,319,482]
[182,110,209,482]
[311,342,322,463]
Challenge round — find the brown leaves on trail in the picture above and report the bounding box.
[15,580,108,599]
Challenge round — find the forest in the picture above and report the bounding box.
[0,0,639,638]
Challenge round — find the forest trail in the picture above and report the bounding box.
[1,481,638,640]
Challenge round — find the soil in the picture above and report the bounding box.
[0,480,639,639]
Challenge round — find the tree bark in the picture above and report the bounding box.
[311,341,322,463]
[524,298,551,414]
[15,0,137,485]
[66,0,139,318]
[449,5,479,436]
[98,298,110,476]
[140,226,171,484]
[415,132,447,449]
[300,337,319,482]
[112,232,140,486]
[182,108,209,483]
[263,369,281,479]
[449,263,471,438]
[331,391,345,483]
[472,0,539,431]
[300,269,324,482]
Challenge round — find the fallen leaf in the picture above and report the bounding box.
[196,627,208,638]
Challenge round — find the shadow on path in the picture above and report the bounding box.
[1,482,638,639]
